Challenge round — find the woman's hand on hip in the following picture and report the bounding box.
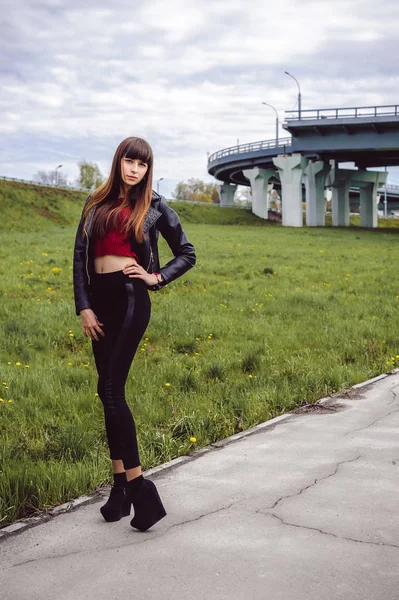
[123,263,158,286]
[80,308,105,341]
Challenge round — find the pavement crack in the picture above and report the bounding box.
[261,455,362,511]
[268,513,399,549]
[344,402,399,437]
[388,383,398,405]
[166,499,240,530]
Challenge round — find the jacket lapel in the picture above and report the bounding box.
[143,205,162,233]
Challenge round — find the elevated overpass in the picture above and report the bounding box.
[208,104,399,228]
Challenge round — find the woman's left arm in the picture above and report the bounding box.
[154,196,196,286]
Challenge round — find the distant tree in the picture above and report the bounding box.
[77,161,104,190]
[33,170,67,186]
[172,178,219,203]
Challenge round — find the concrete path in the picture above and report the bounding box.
[1,372,398,600]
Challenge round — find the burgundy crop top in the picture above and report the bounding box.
[94,197,138,261]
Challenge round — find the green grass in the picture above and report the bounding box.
[1,180,399,526]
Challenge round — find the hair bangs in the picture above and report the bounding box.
[123,138,152,165]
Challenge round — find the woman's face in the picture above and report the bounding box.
[120,156,148,188]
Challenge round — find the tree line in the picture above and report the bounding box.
[33,161,104,190]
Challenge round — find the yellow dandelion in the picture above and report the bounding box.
[15,362,21,366]
[0,398,3,402]
[164,383,171,387]
[46,287,53,291]
[68,362,73,366]
[194,352,200,356]
[25,365,30,368]
[95,393,99,397]
[7,362,12,365]
[2,382,6,386]
[140,348,145,352]
[145,337,149,341]
[189,437,196,443]
[51,267,62,274]
[8,400,12,403]
[248,374,253,378]
[196,337,201,341]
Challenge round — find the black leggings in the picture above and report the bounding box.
[90,269,151,470]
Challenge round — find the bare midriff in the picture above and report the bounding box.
[94,254,139,274]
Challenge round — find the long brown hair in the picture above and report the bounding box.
[81,137,154,243]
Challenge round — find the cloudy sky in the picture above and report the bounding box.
[2,0,399,196]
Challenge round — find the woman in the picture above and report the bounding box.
[73,136,196,531]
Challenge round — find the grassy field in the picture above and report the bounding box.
[1,180,399,526]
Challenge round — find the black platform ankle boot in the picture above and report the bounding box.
[100,472,131,522]
[127,476,167,532]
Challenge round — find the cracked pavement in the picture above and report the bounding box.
[1,373,399,600]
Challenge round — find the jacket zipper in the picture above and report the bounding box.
[147,246,154,272]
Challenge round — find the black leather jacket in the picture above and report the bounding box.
[73,190,196,316]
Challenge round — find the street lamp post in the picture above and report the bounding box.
[284,71,302,119]
[157,177,164,195]
[262,102,279,145]
[55,164,63,187]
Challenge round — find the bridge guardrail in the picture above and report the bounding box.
[208,137,292,164]
[285,104,399,121]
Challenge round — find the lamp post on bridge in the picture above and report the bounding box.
[284,71,302,119]
[262,102,279,146]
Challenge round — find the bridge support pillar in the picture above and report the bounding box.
[359,184,377,228]
[218,183,237,206]
[329,163,352,227]
[356,171,387,228]
[243,167,274,219]
[304,161,330,226]
[272,154,309,227]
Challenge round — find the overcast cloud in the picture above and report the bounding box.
[1,0,399,194]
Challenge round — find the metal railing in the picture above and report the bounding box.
[285,104,399,121]
[0,175,88,192]
[208,137,292,164]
